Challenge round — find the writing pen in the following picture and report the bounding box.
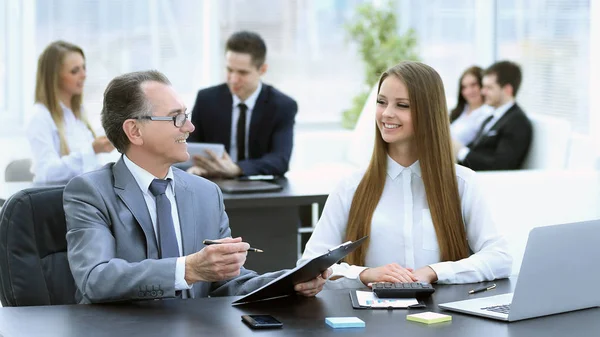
[468,283,496,294]
[202,239,264,253]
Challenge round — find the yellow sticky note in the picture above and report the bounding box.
[406,312,452,324]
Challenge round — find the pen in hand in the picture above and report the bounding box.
[468,283,496,294]
[202,239,264,253]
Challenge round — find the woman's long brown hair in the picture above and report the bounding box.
[449,66,483,123]
[345,61,469,265]
[35,40,95,156]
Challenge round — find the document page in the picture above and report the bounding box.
[355,290,419,308]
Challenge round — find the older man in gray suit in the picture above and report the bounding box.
[64,70,330,304]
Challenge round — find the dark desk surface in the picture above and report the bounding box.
[0,174,336,208]
[217,175,334,209]
[0,279,597,337]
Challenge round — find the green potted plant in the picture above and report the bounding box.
[342,0,420,129]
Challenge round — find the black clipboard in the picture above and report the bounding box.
[232,236,369,305]
[349,290,426,310]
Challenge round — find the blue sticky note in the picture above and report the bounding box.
[325,317,365,328]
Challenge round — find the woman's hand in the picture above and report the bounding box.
[93,136,115,154]
[359,263,418,285]
[412,266,438,284]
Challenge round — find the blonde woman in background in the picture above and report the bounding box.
[298,61,511,289]
[27,40,114,183]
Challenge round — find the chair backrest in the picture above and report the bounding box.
[5,158,34,182]
[566,133,598,169]
[0,186,76,306]
[520,114,571,169]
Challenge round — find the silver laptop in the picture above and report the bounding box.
[439,219,600,322]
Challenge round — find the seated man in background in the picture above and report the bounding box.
[64,70,328,304]
[187,31,297,178]
[455,60,532,171]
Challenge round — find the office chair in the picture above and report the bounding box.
[0,186,77,306]
[4,158,34,182]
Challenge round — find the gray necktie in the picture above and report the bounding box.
[149,178,180,259]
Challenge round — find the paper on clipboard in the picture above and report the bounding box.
[355,291,419,308]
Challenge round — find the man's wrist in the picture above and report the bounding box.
[184,256,201,285]
[227,164,243,177]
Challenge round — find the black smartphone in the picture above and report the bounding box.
[241,315,283,329]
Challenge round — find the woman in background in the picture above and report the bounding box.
[449,66,491,146]
[27,40,113,183]
[298,61,511,289]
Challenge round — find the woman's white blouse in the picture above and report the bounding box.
[27,103,99,183]
[450,104,493,145]
[298,157,512,289]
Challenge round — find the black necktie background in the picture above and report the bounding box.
[470,114,495,147]
[237,103,248,162]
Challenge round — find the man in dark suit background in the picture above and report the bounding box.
[455,60,533,170]
[187,31,297,178]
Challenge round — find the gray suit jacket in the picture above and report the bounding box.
[64,157,283,304]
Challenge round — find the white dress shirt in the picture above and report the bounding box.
[457,100,515,161]
[450,104,493,145]
[230,82,262,161]
[298,156,512,289]
[27,103,100,183]
[122,155,192,292]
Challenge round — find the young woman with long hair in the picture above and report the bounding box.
[27,40,114,183]
[298,61,511,288]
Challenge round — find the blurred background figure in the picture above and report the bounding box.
[456,61,533,170]
[449,66,491,146]
[187,31,297,178]
[26,40,114,183]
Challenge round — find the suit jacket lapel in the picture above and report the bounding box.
[113,158,158,258]
[489,103,519,133]
[219,86,234,152]
[173,171,197,256]
[249,85,268,156]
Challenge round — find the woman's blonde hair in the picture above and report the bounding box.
[345,61,469,265]
[35,40,95,155]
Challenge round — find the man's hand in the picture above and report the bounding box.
[92,136,115,154]
[359,263,418,286]
[191,150,242,178]
[412,266,438,284]
[184,237,249,284]
[186,165,208,177]
[294,268,332,297]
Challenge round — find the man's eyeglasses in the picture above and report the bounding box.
[136,112,190,128]
[136,112,189,128]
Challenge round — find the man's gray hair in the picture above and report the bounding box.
[101,70,171,153]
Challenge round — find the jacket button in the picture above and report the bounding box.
[158,290,164,296]
[151,291,157,297]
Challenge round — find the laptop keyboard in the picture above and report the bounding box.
[482,304,511,314]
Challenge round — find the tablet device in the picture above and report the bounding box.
[185,142,225,165]
[232,236,368,305]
